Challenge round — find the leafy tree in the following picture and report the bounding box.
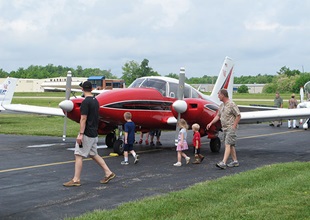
[263,83,277,93]
[237,85,249,93]
[165,73,179,79]
[292,72,310,93]
[121,59,159,85]
[0,69,9,78]
[4,64,117,79]
[277,66,301,77]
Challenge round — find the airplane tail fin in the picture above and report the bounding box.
[0,77,18,110]
[210,56,234,104]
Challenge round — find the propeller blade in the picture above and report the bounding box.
[62,71,72,141]
[175,67,185,146]
[300,86,304,103]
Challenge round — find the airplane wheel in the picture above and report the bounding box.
[210,137,221,152]
[105,132,116,148]
[113,140,124,155]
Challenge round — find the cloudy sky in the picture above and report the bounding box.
[0,0,309,78]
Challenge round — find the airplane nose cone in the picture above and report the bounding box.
[172,100,187,114]
[59,100,74,112]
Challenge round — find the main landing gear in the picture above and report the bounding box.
[210,137,221,152]
[105,125,125,155]
[106,129,221,155]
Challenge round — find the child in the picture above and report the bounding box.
[138,131,149,145]
[191,123,204,164]
[174,119,190,166]
[121,112,139,165]
[149,129,162,146]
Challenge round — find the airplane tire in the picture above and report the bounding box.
[105,132,116,148]
[210,137,221,152]
[113,140,124,155]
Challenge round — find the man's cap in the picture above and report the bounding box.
[82,81,92,90]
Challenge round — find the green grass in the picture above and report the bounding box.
[13,92,66,97]
[67,162,310,220]
[11,97,63,108]
[0,114,79,137]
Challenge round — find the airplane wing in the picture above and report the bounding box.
[2,104,64,116]
[43,86,112,95]
[238,104,277,112]
[42,87,82,93]
[240,108,310,124]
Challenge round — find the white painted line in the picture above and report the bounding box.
[27,143,66,148]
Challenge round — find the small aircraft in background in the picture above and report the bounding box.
[2,57,310,155]
[0,77,18,112]
[297,82,310,129]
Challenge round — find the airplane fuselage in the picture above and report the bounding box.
[66,87,221,137]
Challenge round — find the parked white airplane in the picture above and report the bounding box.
[0,78,18,111]
[297,82,310,129]
[0,77,64,116]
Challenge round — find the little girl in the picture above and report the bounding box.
[174,119,190,166]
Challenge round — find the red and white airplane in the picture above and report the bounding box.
[2,57,310,154]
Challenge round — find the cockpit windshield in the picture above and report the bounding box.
[128,77,202,99]
[129,78,167,96]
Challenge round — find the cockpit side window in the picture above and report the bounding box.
[168,82,178,98]
[168,83,192,98]
[304,82,310,101]
[184,86,191,98]
[192,88,199,98]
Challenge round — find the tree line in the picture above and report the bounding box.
[1,59,310,94]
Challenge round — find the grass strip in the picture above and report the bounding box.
[68,162,310,220]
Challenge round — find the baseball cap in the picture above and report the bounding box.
[82,81,92,90]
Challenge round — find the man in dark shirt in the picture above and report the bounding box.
[63,81,115,187]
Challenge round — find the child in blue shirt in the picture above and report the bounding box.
[121,112,139,165]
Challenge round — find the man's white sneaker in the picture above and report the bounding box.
[227,161,239,167]
[216,161,227,169]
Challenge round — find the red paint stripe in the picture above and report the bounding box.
[221,66,234,89]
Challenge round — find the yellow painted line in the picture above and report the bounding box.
[201,129,302,144]
[238,129,302,140]
[0,148,162,174]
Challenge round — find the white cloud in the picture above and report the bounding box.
[144,0,191,29]
[0,0,310,77]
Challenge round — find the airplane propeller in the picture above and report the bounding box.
[62,71,72,141]
[173,67,187,146]
[300,86,304,103]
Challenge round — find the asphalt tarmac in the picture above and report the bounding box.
[1,123,310,220]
